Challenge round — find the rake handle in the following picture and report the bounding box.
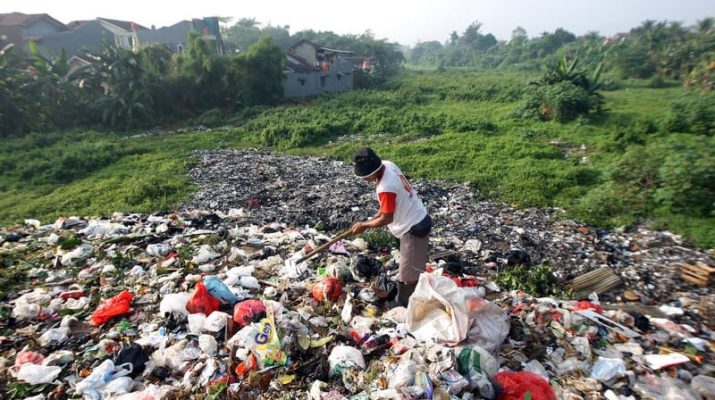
[297,230,353,263]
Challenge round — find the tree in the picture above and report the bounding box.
[0,44,26,135]
[82,43,157,130]
[231,37,284,106]
[409,41,443,65]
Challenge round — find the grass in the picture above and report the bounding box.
[1,70,713,249]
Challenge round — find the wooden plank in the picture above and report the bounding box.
[679,262,713,287]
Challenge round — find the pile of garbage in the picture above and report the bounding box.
[0,149,713,400]
[187,150,714,301]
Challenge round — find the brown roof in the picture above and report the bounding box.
[285,54,320,73]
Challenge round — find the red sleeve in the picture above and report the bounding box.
[378,192,396,214]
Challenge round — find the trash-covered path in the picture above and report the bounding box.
[1,149,714,400]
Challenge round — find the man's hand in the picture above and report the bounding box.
[351,222,368,235]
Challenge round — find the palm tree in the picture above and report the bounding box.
[81,44,155,130]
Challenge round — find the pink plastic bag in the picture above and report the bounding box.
[91,290,133,326]
[14,351,44,370]
[494,371,556,400]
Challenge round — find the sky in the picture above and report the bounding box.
[3,0,713,45]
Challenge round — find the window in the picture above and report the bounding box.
[337,74,342,81]
[320,76,326,87]
[177,44,184,54]
[299,78,306,86]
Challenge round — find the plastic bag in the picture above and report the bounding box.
[350,254,383,282]
[239,276,261,290]
[75,360,125,394]
[328,345,366,377]
[457,345,498,379]
[233,299,266,328]
[146,243,170,257]
[494,371,557,400]
[187,313,207,334]
[185,282,220,315]
[159,293,190,317]
[103,376,135,395]
[203,311,230,332]
[326,260,351,281]
[439,370,470,395]
[456,346,496,397]
[199,335,218,356]
[203,276,239,305]
[61,243,93,266]
[91,291,133,326]
[16,363,62,384]
[43,350,75,366]
[192,245,220,264]
[246,307,288,368]
[39,327,69,347]
[406,273,508,349]
[115,343,149,378]
[14,351,45,370]
[313,277,344,302]
[591,357,626,382]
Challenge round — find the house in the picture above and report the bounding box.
[136,17,224,54]
[33,18,146,58]
[0,12,67,56]
[283,39,354,98]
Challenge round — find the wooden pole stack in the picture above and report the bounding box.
[566,267,623,299]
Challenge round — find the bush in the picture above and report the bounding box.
[519,81,599,122]
[654,140,715,216]
[662,93,715,135]
[196,108,226,127]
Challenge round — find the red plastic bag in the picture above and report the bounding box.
[313,277,343,302]
[186,282,220,315]
[233,299,266,328]
[571,301,604,314]
[494,371,556,400]
[91,290,133,326]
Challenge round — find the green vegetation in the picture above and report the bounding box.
[494,264,567,297]
[1,18,714,248]
[408,18,715,84]
[2,69,712,248]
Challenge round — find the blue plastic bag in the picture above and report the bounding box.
[203,276,239,305]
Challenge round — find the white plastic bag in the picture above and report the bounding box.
[203,312,229,332]
[75,359,132,395]
[103,376,135,395]
[239,276,260,289]
[199,335,218,356]
[192,245,220,264]
[406,273,509,350]
[16,363,62,384]
[61,243,93,266]
[187,313,207,334]
[159,293,191,316]
[39,327,70,346]
[147,243,171,257]
[591,357,626,382]
[328,345,366,376]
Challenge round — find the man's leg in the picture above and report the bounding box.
[397,231,429,307]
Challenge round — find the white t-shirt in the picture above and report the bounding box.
[376,161,428,238]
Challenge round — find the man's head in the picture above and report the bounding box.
[352,147,383,181]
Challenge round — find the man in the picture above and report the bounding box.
[350,147,432,307]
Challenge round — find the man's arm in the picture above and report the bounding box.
[351,213,393,235]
